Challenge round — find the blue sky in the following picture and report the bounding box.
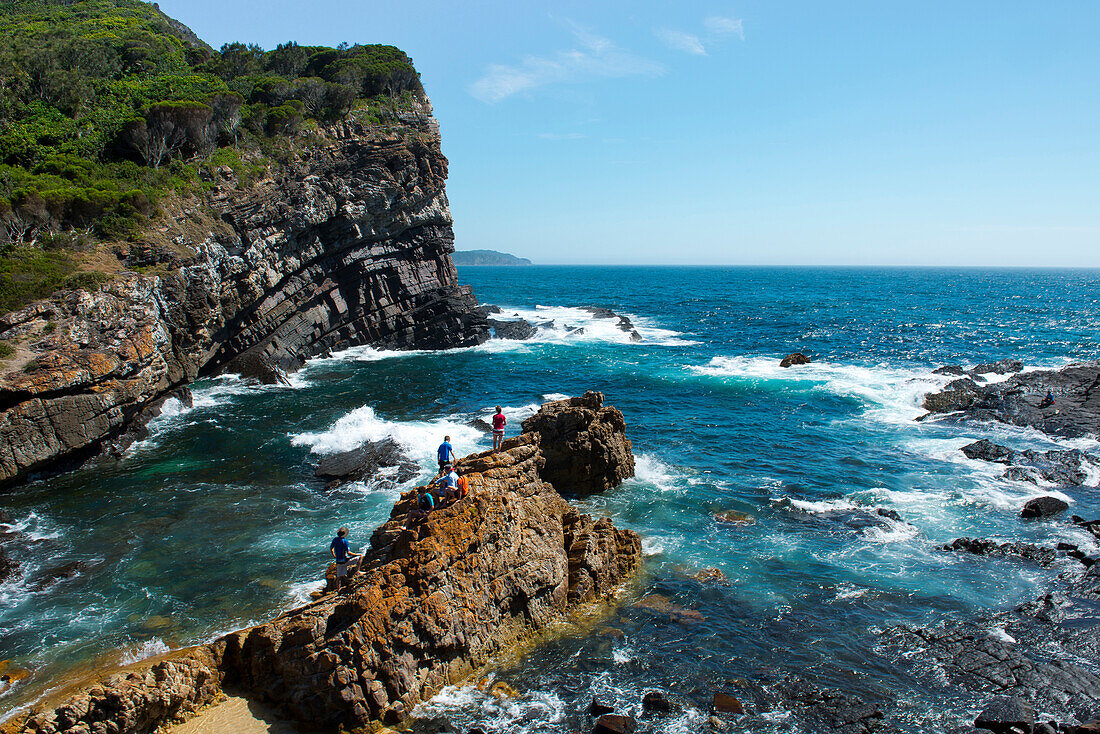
[158,1,1100,265]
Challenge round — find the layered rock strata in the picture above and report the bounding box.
[0,102,489,485]
[3,394,642,734]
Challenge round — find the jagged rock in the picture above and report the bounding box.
[482,305,503,315]
[970,360,1024,376]
[488,318,537,340]
[226,348,291,385]
[590,697,615,716]
[775,677,884,734]
[960,439,1093,486]
[521,391,635,496]
[314,437,419,490]
[1020,496,1069,520]
[467,418,493,434]
[780,353,811,368]
[934,365,967,376]
[9,395,641,734]
[974,696,1034,733]
[0,101,490,486]
[962,439,1015,463]
[921,361,1100,438]
[943,538,1057,566]
[593,714,637,734]
[924,378,983,413]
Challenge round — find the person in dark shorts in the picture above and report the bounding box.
[404,486,435,529]
[329,527,360,584]
[436,464,459,507]
[437,436,455,472]
[492,406,507,452]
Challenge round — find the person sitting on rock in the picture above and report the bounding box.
[437,436,455,472]
[455,468,469,500]
[491,406,507,452]
[329,527,361,586]
[404,487,435,530]
[1039,389,1055,409]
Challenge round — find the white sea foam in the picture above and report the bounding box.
[119,638,169,665]
[309,345,431,363]
[688,356,946,426]
[987,627,1017,644]
[487,304,697,347]
[290,405,486,459]
[542,392,571,402]
[632,453,691,494]
[413,684,566,731]
[641,537,667,556]
[834,583,870,601]
[286,579,326,606]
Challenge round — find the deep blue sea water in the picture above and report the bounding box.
[2,266,1100,731]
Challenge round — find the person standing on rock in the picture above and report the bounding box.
[492,406,507,452]
[329,527,360,585]
[437,436,455,472]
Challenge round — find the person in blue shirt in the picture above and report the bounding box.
[437,436,455,472]
[436,464,460,506]
[329,527,360,585]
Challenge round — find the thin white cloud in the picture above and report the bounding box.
[469,23,665,103]
[656,28,707,56]
[705,16,745,40]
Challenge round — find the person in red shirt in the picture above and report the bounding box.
[491,405,507,452]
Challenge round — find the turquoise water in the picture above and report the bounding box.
[2,266,1100,730]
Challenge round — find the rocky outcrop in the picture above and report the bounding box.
[943,537,1058,567]
[314,437,418,490]
[0,99,489,486]
[521,391,635,496]
[780,352,811,368]
[582,307,643,341]
[1020,496,1070,520]
[4,393,641,734]
[960,439,1094,487]
[923,362,1100,438]
[488,317,537,340]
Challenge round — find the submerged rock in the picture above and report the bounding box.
[959,439,1093,486]
[943,537,1057,566]
[0,546,19,582]
[1020,496,1069,520]
[593,714,637,734]
[641,690,682,714]
[590,697,615,716]
[780,352,811,368]
[714,510,755,526]
[314,437,418,490]
[961,439,1015,463]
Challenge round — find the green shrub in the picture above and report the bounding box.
[0,341,14,359]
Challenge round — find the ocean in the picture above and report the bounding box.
[2,266,1099,731]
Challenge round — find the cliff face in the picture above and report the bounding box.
[4,393,642,734]
[0,102,489,485]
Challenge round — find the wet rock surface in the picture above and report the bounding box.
[924,361,1100,438]
[1021,496,1070,520]
[521,391,635,496]
[0,101,489,486]
[780,352,812,368]
[5,394,642,734]
[944,537,1058,566]
[960,439,1094,487]
[487,318,537,340]
[582,307,643,341]
[314,437,419,490]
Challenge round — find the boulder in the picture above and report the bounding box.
[589,697,615,716]
[488,318,537,340]
[27,561,85,591]
[961,439,1015,463]
[1020,496,1069,520]
[780,352,811,368]
[641,691,681,714]
[521,391,635,496]
[943,537,1057,566]
[593,714,636,734]
[467,418,494,434]
[712,692,743,714]
[974,696,1035,732]
[314,437,419,490]
[923,378,983,413]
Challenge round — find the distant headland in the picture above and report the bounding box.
[453,249,532,266]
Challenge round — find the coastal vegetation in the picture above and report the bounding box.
[0,0,425,313]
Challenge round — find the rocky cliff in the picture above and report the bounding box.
[0,102,489,485]
[3,393,642,734]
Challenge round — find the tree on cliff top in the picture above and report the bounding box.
[0,0,427,313]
